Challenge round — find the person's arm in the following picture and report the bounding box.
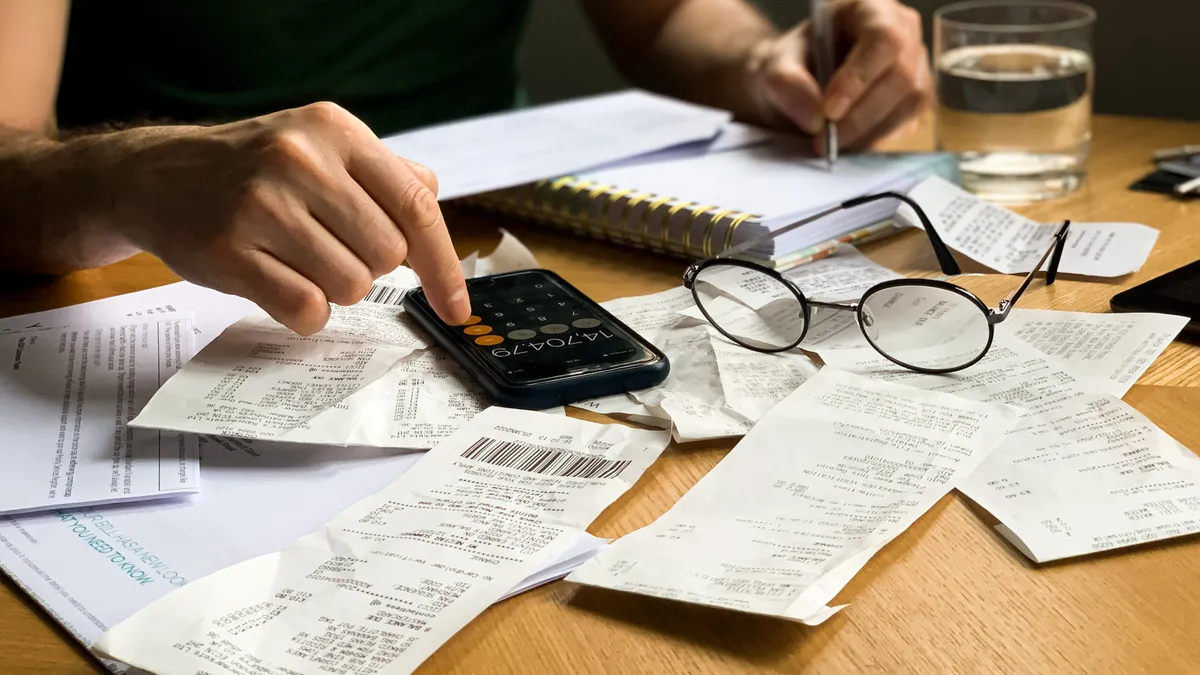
[0,1,468,335]
[580,0,930,152]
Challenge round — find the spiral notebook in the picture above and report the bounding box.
[468,139,957,268]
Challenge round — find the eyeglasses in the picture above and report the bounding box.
[682,192,1070,374]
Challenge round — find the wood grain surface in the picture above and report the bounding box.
[1,113,1198,675]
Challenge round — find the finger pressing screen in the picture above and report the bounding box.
[348,145,470,325]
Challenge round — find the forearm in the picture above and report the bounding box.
[0,125,142,274]
[584,0,780,124]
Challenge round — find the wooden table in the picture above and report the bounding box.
[2,114,1199,675]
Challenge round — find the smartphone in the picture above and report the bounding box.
[1111,259,1200,339]
[403,269,670,409]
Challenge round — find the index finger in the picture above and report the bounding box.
[822,23,906,121]
[349,144,470,325]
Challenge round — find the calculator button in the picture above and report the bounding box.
[460,315,482,326]
[572,318,602,329]
[508,329,537,340]
[474,335,504,346]
[541,323,569,334]
[464,325,493,336]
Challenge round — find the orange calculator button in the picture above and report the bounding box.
[474,335,504,346]
[464,325,493,336]
[460,315,482,326]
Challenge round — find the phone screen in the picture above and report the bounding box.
[435,271,658,384]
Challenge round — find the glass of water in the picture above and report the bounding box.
[934,0,1095,203]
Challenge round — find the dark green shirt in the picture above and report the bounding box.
[56,0,530,136]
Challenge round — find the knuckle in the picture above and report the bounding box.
[277,284,330,336]
[265,129,320,172]
[375,236,409,276]
[303,101,351,127]
[321,265,374,306]
[872,23,906,52]
[398,180,442,233]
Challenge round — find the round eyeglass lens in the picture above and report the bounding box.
[859,283,992,371]
[692,264,806,350]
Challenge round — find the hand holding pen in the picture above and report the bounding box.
[745,0,932,159]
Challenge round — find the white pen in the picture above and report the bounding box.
[810,0,837,171]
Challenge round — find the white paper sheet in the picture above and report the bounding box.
[95,408,670,675]
[0,314,199,516]
[1000,309,1188,397]
[901,176,1158,277]
[0,437,604,673]
[818,338,1200,561]
[382,90,731,201]
[567,368,1017,622]
[0,281,256,352]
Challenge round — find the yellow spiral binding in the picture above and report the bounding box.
[600,188,635,244]
[640,195,674,248]
[617,192,651,245]
[680,205,716,257]
[462,176,760,260]
[699,209,733,258]
[722,211,757,254]
[662,201,696,252]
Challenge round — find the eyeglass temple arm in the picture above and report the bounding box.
[989,220,1071,323]
[842,192,960,276]
[717,192,962,277]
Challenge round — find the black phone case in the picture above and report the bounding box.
[1110,260,1200,339]
[402,269,671,410]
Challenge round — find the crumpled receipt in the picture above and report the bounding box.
[576,286,822,442]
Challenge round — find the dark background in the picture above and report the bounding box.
[518,0,1199,120]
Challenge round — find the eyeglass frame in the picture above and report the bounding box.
[681,192,1071,374]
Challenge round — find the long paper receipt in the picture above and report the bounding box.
[567,368,1018,622]
[819,338,1200,562]
[95,407,670,675]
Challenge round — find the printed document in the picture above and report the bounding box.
[902,176,1158,277]
[818,338,1200,561]
[0,436,604,672]
[383,89,731,200]
[567,368,1017,622]
[1000,309,1188,397]
[95,408,671,675]
[0,314,199,515]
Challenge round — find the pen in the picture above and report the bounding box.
[810,0,837,171]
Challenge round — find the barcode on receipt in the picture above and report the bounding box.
[364,283,407,306]
[461,437,631,479]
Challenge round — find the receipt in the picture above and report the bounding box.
[583,288,821,442]
[819,338,1200,561]
[0,314,199,515]
[961,391,1200,562]
[130,304,424,441]
[95,408,671,675]
[1001,309,1188,397]
[568,368,1017,622]
[902,176,1158,277]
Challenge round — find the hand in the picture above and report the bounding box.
[112,102,470,335]
[746,0,931,153]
